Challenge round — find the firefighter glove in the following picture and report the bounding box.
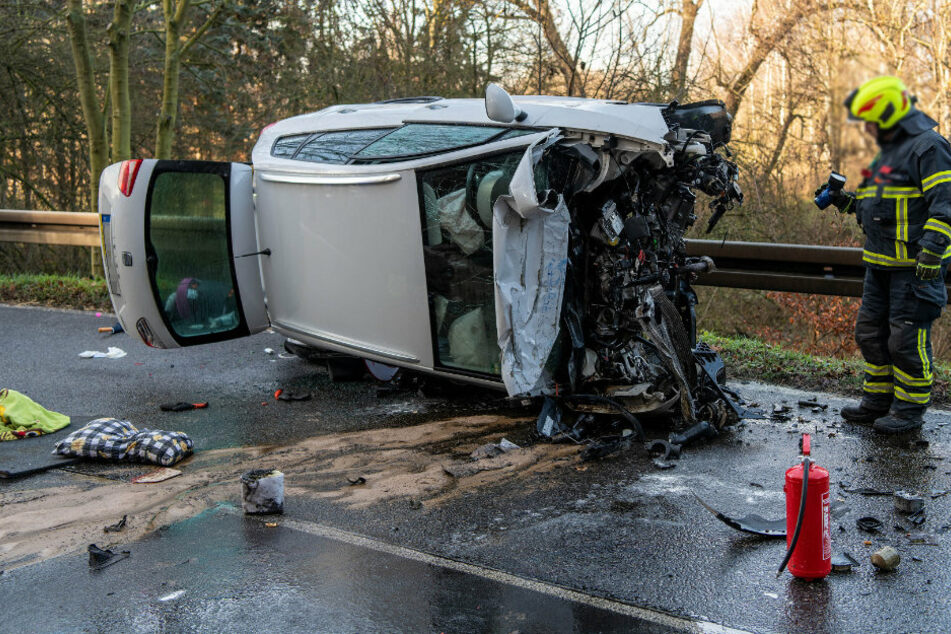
[916,248,942,280]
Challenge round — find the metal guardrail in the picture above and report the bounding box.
[1,210,947,298]
[686,239,868,298]
[0,209,100,247]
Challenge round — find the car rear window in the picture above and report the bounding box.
[271,125,541,164]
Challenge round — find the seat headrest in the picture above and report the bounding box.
[476,170,510,227]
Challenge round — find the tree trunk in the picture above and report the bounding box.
[65,0,108,213]
[671,0,703,100]
[156,0,222,158]
[108,0,135,161]
[156,0,188,159]
[724,7,806,117]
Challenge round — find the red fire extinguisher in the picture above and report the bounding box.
[778,433,831,579]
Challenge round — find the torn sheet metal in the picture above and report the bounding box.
[494,132,570,396]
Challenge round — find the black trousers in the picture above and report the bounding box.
[854,267,946,416]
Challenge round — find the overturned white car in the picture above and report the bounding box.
[98,85,744,432]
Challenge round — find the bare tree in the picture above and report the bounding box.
[671,0,703,100]
[156,0,224,158]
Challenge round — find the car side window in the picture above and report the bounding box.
[292,129,394,163]
[418,150,523,376]
[355,124,509,160]
[271,126,542,164]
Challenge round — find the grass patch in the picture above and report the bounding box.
[0,274,111,311]
[701,330,951,407]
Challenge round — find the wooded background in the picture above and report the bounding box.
[2,0,950,356]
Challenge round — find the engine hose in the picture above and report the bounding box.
[776,457,811,577]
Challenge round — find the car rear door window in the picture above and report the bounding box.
[148,170,239,340]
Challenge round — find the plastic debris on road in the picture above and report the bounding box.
[160,402,208,412]
[693,492,786,537]
[470,438,520,460]
[78,347,127,359]
[88,544,130,570]
[103,515,127,533]
[241,469,285,514]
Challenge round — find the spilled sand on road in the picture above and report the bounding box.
[0,414,581,570]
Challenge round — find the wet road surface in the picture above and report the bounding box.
[2,304,951,633]
[0,506,684,633]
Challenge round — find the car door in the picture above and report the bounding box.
[98,159,268,348]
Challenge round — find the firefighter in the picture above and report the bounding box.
[821,76,951,433]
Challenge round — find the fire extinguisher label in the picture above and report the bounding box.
[821,490,832,560]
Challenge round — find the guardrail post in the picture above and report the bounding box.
[90,246,103,278]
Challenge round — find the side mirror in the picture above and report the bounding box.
[485,83,527,123]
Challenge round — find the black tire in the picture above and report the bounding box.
[651,287,696,385]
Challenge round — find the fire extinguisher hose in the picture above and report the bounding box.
[777,457,811,577]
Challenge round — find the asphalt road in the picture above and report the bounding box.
[2,304,951,633]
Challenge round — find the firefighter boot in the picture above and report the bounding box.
[873,412,925,434]
[840,402,891,424]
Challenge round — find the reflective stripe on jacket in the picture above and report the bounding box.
[855,110,951,269]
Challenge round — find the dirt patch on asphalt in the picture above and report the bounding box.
[0,414,581,570]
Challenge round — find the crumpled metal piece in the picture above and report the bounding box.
[493,131,571,396]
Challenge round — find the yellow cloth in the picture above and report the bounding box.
[0,389,70,441]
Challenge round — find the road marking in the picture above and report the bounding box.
[243,513,749,634]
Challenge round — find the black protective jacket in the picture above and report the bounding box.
[855,109,951,269]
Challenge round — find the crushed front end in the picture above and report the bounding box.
[493,100,747,438]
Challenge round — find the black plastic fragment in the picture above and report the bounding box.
[88,544,130,570]
[277,391,312,401]
[536,396,566,438]
[581,435,633,461]
[831,552,860,572]
[693,492,786,537]
[160,402,207,412]
[841,484,894,496]
[103,515,127,533]
[857,516,884,533]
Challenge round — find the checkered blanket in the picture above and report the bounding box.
[52,418,193,466]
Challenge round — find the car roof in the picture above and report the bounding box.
[262,96,671,148]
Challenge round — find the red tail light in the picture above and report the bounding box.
[118,159,143,197]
